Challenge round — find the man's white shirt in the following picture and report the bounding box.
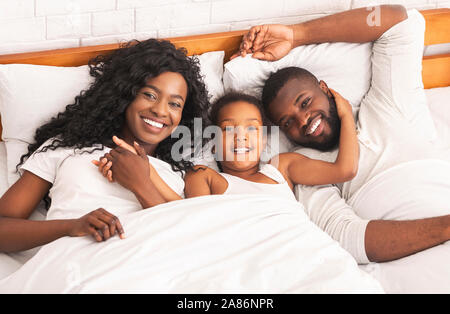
[295,10,450,264]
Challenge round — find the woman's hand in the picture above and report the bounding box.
[330,88,353,120]
[230,24,294,61]
[69,208,125,242]
[99,142,151,194]
[92,136,139,182]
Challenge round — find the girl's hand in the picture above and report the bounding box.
[68,208,125,242]
[92,157,114,182]
[330,88,353,120]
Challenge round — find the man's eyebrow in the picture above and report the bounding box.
[144,85,185,101]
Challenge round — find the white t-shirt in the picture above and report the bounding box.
[20,139,185,221]
[295,10,450,263]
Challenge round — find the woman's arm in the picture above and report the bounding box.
[0,171,63,252]
[0,171,125,253]
[277,90,359,186]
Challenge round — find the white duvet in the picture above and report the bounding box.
[0,194,382,293]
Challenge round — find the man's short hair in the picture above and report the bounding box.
[261,67,319,114]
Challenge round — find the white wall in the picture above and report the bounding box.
[0,0,448,55]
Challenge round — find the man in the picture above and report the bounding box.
[233,5,450,292]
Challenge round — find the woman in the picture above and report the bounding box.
[0,38,208,253]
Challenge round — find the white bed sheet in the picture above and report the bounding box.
[0,86,449,290]
[0,194,383,293]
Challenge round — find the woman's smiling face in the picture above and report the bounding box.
[123,71,188,149]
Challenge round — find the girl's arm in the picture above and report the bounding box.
[276,89,359,186]
[0,171,125,253]
[184,166,214,198]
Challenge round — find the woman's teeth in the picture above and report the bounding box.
[143,118,164,129]
[306,118,321,135]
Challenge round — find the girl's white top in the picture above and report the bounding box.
[220,163,296,201]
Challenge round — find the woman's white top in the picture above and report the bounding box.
[220,163,296,201]
[20,139,185,220]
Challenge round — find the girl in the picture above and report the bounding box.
[0,39,208,253]
[183,91,358,198]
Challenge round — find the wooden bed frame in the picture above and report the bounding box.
[0,8,449,141]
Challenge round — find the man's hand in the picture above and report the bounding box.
[230,5,407,62]
[68,208,125,242]
[231,24,294,61]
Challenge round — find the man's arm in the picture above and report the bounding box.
[299,184,370,263]
[291,5,407,46]
[232,5,407,61]
[365,218,450,262]
[300,184,450,263]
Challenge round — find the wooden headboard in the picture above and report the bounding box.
[0,8,449,141]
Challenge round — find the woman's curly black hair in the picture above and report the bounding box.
[17,38,209,174]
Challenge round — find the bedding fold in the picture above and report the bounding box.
[0,194,383,293]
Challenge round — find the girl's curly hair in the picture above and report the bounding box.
[17,38,209,174]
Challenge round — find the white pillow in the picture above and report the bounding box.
[0,51,225,187]
[196,51,225,102]
[0,64,93,185]
[223,42,373,109]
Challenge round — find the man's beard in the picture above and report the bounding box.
[299,95,341,151]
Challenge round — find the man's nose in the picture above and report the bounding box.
[296,110,310,128]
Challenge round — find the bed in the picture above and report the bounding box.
[0,8,449,294]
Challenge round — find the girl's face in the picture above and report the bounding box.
[123,72,188,150]
[217,101,266,172]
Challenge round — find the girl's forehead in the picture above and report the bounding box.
[218,101,263,123]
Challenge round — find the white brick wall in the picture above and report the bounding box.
[0,0,448,55]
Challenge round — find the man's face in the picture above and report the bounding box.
[267,78,340,151]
